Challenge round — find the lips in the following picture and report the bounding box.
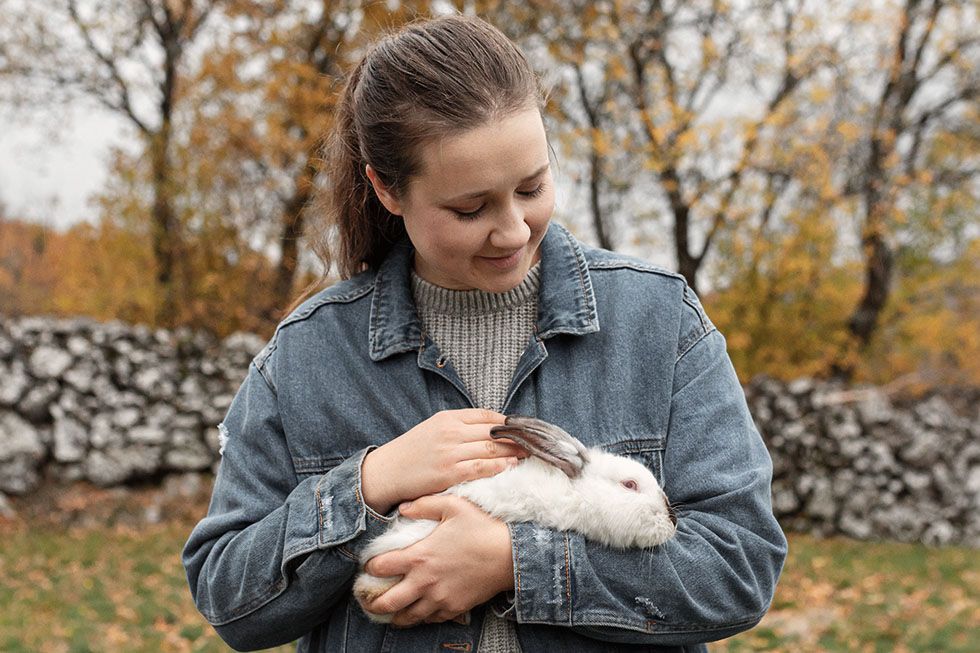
[479,248,523,270]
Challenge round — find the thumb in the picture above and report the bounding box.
[398,494,461,521]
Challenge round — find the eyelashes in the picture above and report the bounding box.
[452,183,548,220]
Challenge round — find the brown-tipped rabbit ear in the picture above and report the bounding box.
[490,416,589,478]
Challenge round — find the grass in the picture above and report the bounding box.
[0,484,976,652]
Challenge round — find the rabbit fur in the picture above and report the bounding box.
[352,416,677,623]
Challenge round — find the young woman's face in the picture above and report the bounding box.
[369,107,554,292]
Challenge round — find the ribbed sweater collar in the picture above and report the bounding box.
[411,264,542,315]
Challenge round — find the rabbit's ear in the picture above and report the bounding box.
[490,416,589,478]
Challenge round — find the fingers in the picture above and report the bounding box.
[454,455,521,483]
[458,438,528,461]
[396,494,466,522]
[364,548,412,578]
[451,408,507,425]
[365,576,425,617]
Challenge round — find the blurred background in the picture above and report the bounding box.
[0,1,977,651]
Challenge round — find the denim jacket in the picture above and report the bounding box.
[182,222,787,652]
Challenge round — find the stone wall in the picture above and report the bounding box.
[1,314,978,546]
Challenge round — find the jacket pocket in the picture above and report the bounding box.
[602,437,666,487]
[291,454,346,478]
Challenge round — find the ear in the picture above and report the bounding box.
[490,416,589,479]
[365,165,404,216]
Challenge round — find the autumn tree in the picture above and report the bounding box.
[0,0,224,328]
[835,0,978,352]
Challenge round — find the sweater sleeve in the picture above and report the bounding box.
[492,326,788,646]
[181,361,393,652]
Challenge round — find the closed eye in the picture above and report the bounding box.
[620,479,638,492]
[450,182,547,220]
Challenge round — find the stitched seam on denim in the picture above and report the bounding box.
[563,532,572,624]
[283,538,318,563]
[202,576,287,625]
[602,438,665,454]
[292,456,344,474]
[570,612,764,633]
[588,260,686,281]
[682,286,710,332]
[564,227,598,324]
[676,325,717,365]
[251,357,278,395]
[336,545,358,562]
[285,282,375,326]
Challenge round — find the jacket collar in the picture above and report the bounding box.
[368,221,599,362]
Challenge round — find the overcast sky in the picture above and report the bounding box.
[0,106,128,231]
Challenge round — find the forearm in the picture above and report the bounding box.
[183,448,393,650]
[503,501,785,645]
[498,328,787,644]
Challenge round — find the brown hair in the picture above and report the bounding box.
[285,14,545,315]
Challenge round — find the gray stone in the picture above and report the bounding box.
[915,396,953,430]
[856,388,893,425]
[85,450,131,486]
[63,360,97,393]
[223,331,267,357]
[0,360,29,406]
[128,425,166,445]
[900,430,943,468]
[839,511,872,539]
[805,478,836,521]
[0,458,41,494]
[787,377,815,396]
[89,414,122,449]
[0,332,13,359]
[66,335,92,357]
[0,411,45,461]
[147,402,177,426]
[923,521,957,546]
[17,380,59,422]
[774,394,801,420]
[29,345,73,378]
[113,407,141,429]
[165,437,212,471]
[51,411,88,463]
[903,471,932,493]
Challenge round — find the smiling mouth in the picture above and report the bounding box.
[479,249,523,269]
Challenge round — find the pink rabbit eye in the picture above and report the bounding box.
[621,479,639,492]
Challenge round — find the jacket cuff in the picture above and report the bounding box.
[312,446,396,555]
[508,521,572,624]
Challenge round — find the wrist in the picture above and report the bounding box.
[360,447,398,514]
[494,521,516,592]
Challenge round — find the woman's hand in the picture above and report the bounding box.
[362,495,515,626]
[361,409,526,514]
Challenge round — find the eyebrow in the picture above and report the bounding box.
[444,163,550,203]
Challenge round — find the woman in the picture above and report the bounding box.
[182,14,787,653]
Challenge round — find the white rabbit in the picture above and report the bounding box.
[352,416,678,623]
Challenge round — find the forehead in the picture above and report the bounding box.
[410,108,549,198]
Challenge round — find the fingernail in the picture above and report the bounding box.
[508,457,520,467]
[398,501,412,512]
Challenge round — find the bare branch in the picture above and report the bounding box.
[66,0,151,134]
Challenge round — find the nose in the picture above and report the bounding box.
[489,200,530,250]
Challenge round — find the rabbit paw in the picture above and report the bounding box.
[353,572,400,623]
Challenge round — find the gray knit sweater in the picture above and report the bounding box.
[411,264,542,653]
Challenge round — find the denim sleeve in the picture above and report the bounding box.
[181,361,393,652]
[495,328,788,646]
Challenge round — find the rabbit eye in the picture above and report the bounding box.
[620,479,638,492]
